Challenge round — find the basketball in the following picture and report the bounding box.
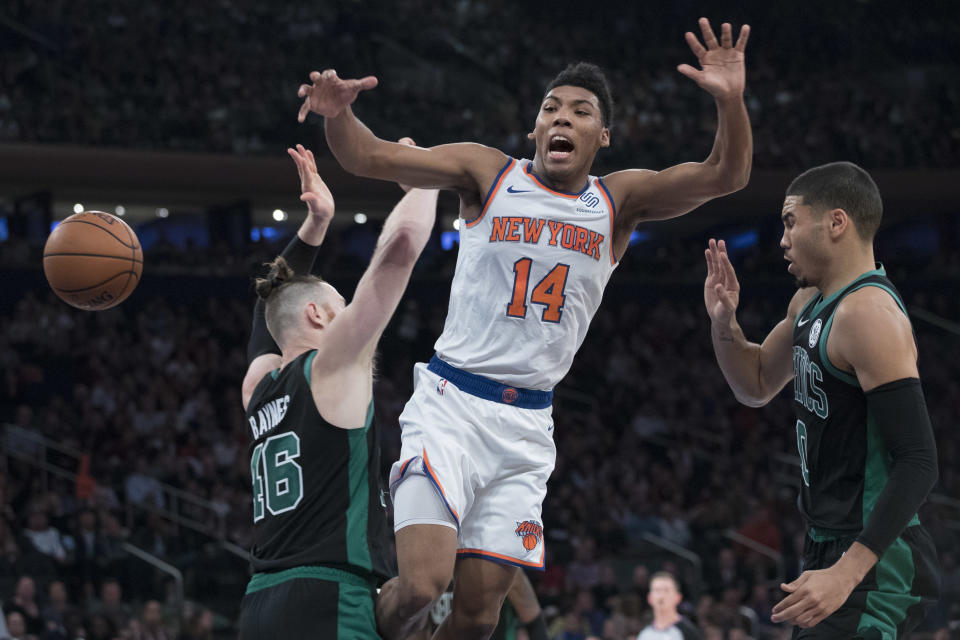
[42,211,143,310]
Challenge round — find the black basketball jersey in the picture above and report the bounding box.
[791,265,920,533]
[245,350,394,581]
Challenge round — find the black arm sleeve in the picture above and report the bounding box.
[279,234,322,276]
[855,377,938,557]
[246,235,323,364]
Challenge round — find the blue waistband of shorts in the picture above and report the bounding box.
[427,355,553,409]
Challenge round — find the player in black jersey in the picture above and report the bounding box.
[238,141,438,639]
[704,162,939,638]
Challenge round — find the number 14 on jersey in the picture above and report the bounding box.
[506,258,570,323]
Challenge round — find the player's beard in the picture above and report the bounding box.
[795,276,809,288]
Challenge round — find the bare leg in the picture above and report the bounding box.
[376,524,457,640]
[432,557,518,640]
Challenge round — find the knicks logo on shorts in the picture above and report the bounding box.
[502,387,518,403]
[515,520,543,551]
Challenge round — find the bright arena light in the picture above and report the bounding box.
[73,203,84,214]
[452,219,461,230]
[354,212,367,224]
[156,207,170,218]
[272,209,287,222]
[115,205,125,216]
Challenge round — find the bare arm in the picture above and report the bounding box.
[605,20,752,257]
[315,187,439,372]
[297,69,505,191]
[241,144,336,410]
[705,239,811,407]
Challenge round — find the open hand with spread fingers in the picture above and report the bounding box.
[704,238,741,326]
[297,69,379,122]
[678,18,750,100]
[287,143,334,223]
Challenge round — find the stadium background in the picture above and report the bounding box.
[1,1,958,638]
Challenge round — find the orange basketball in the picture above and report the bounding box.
[43,211,143,310]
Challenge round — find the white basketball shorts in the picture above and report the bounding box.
[389,355,556,569]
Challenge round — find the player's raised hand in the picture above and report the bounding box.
[287,144,334,223]
[704,238,741,325]
[297,69,378,122]
[677,18,749,100]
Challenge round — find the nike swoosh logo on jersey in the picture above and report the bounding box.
[506,185,531,194]
[798,317,810,326]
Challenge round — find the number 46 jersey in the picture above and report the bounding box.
[245,350,394,581]
[435,158,619,391]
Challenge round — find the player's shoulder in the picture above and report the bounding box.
[599,168,657,190]
[835,284,908,327]
[831,285,913,353]
[787,286,818,319]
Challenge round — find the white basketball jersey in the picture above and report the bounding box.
[434,158,619,390]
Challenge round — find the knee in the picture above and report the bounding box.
[448,605,500,639]
[396,574,447,619]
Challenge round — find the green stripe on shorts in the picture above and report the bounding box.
[337,579,380,639]
[857,535,921,639]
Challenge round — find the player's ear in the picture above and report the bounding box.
[827,208,848,239]
[306,302,327,329]
[527,131,535,140]
[600,127,610,148]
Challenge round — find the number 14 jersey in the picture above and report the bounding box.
[435,158,619,391]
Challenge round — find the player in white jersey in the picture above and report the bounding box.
[297,18,752,640]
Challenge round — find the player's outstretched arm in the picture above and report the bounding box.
[705,239,805,407]
[605,19,751,255]
[773,288,939,629]
[241,145,337,409]
[297,69,506,192]
[317,186,439,371]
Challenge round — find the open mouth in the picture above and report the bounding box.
[548,135,575,160]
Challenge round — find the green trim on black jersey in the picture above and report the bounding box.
[270,368,279,381]
[303,350,317,385]
[344,401,375,572]
[809,265,885,319]
[245,564,376,595]
[819,313,861,387]
[817,277,906,388]
[794,292,820,330]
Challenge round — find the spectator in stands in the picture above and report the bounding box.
[637,572,701,640]
[126,600,172,640]
[125,458,163,509]
[3,577,42,637]
[20,506,67,565]
[71,509,106,588]
[86,578,131,633]
[3,610,28,640]
[39,580,72,638]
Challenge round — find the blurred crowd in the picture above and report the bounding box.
[1,230,958,639]
[1,1,958,169]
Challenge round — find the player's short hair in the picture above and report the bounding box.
[786,161,883,241]
[255,256,326,343]
[650,571,681,593]
[546,62,614,127]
